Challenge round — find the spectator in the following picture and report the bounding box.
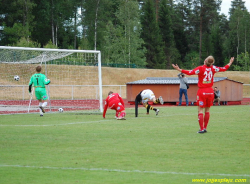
[214,87,221,106]
[177,73,189,106]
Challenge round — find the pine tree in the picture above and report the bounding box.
[158,0,180,68]
[229,0,247,16]
[228,8,250,66]
[83,0,121,51]
[171,0,190,65]
[140,0,166,69]
[103,0,146,67]
[1,0,36,44]
[191,0,221,64]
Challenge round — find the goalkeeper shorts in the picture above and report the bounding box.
[35,88,48,100]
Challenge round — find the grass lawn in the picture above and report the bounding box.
[0,105,249,184]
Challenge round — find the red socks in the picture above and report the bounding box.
[198,113,204,131]
[116,111,119,118]
[204,112,210,129]
[119,112,126,118]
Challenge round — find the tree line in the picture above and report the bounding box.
[0,0,249,70]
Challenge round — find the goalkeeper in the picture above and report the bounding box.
[103,91,126,120]
[28,66,50,116]
[135,89,164,117]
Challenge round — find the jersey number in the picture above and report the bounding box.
[204,71,212,82]
[36,78,39,85]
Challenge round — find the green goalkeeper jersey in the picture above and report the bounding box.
[29,73,50,89]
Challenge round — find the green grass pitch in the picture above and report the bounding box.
[0,105,249,184]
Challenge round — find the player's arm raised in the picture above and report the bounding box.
[214,57,234,72]
[172,64,182,72]
[228,57,234,66]
[172,64,199,75]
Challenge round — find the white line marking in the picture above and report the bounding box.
[0,119,112,126]
[0,110,248,127]
[0,113,195,126]
[0,164,249,177]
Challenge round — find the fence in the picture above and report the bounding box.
[0,85,127,100]
[0,84,249,101]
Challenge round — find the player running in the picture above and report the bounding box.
[135,89,164,117]
[28,66,50,116]
[103,91,126,120]
[172,56,234,133]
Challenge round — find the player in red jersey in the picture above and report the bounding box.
[172,56,234,133]
[103,91,126,120]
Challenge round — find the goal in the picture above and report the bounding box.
[0,46,103,114]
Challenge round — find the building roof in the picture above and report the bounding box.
[126,77,243,84]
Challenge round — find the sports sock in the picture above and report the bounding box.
[146,104,157,112]
[146,104,150,113]
[39,109,43,115]
[116,111,119,118]
[198,113,204,131]
[39,103,43,114]
[155,98,160,103]
[150,106,157,111]
[204,112,210,129]
[42,102,47,107]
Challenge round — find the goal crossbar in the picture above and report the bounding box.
[0,46,101,53]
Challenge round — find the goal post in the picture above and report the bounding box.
[0,46,103,114]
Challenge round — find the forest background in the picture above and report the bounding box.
[0,0,249,71]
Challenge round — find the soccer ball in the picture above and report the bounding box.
[14,75,20,81]
[58,108,64,113]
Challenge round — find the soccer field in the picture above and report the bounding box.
[0,105,249,184]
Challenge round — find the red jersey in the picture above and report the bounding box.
[103,93,125,118]
[181,64,230,88]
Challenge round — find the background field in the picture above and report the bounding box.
[1,65,250,100]
[0,105,249,184]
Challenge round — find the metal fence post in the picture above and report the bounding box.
[120,86,122,96]
[22,86,25,100]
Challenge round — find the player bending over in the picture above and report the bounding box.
[135,89,164,117]
[29,66,50,117]
[103,91,126,120]
[172,56,234,133]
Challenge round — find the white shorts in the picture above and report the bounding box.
[141,89,155,103]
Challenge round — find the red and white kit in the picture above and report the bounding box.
[103,93,125,118]
[181,64,229,108]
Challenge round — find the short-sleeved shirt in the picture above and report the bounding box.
[214,90,221,98]
[135,89,155,104]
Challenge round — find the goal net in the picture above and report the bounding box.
[0,46,103,114]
